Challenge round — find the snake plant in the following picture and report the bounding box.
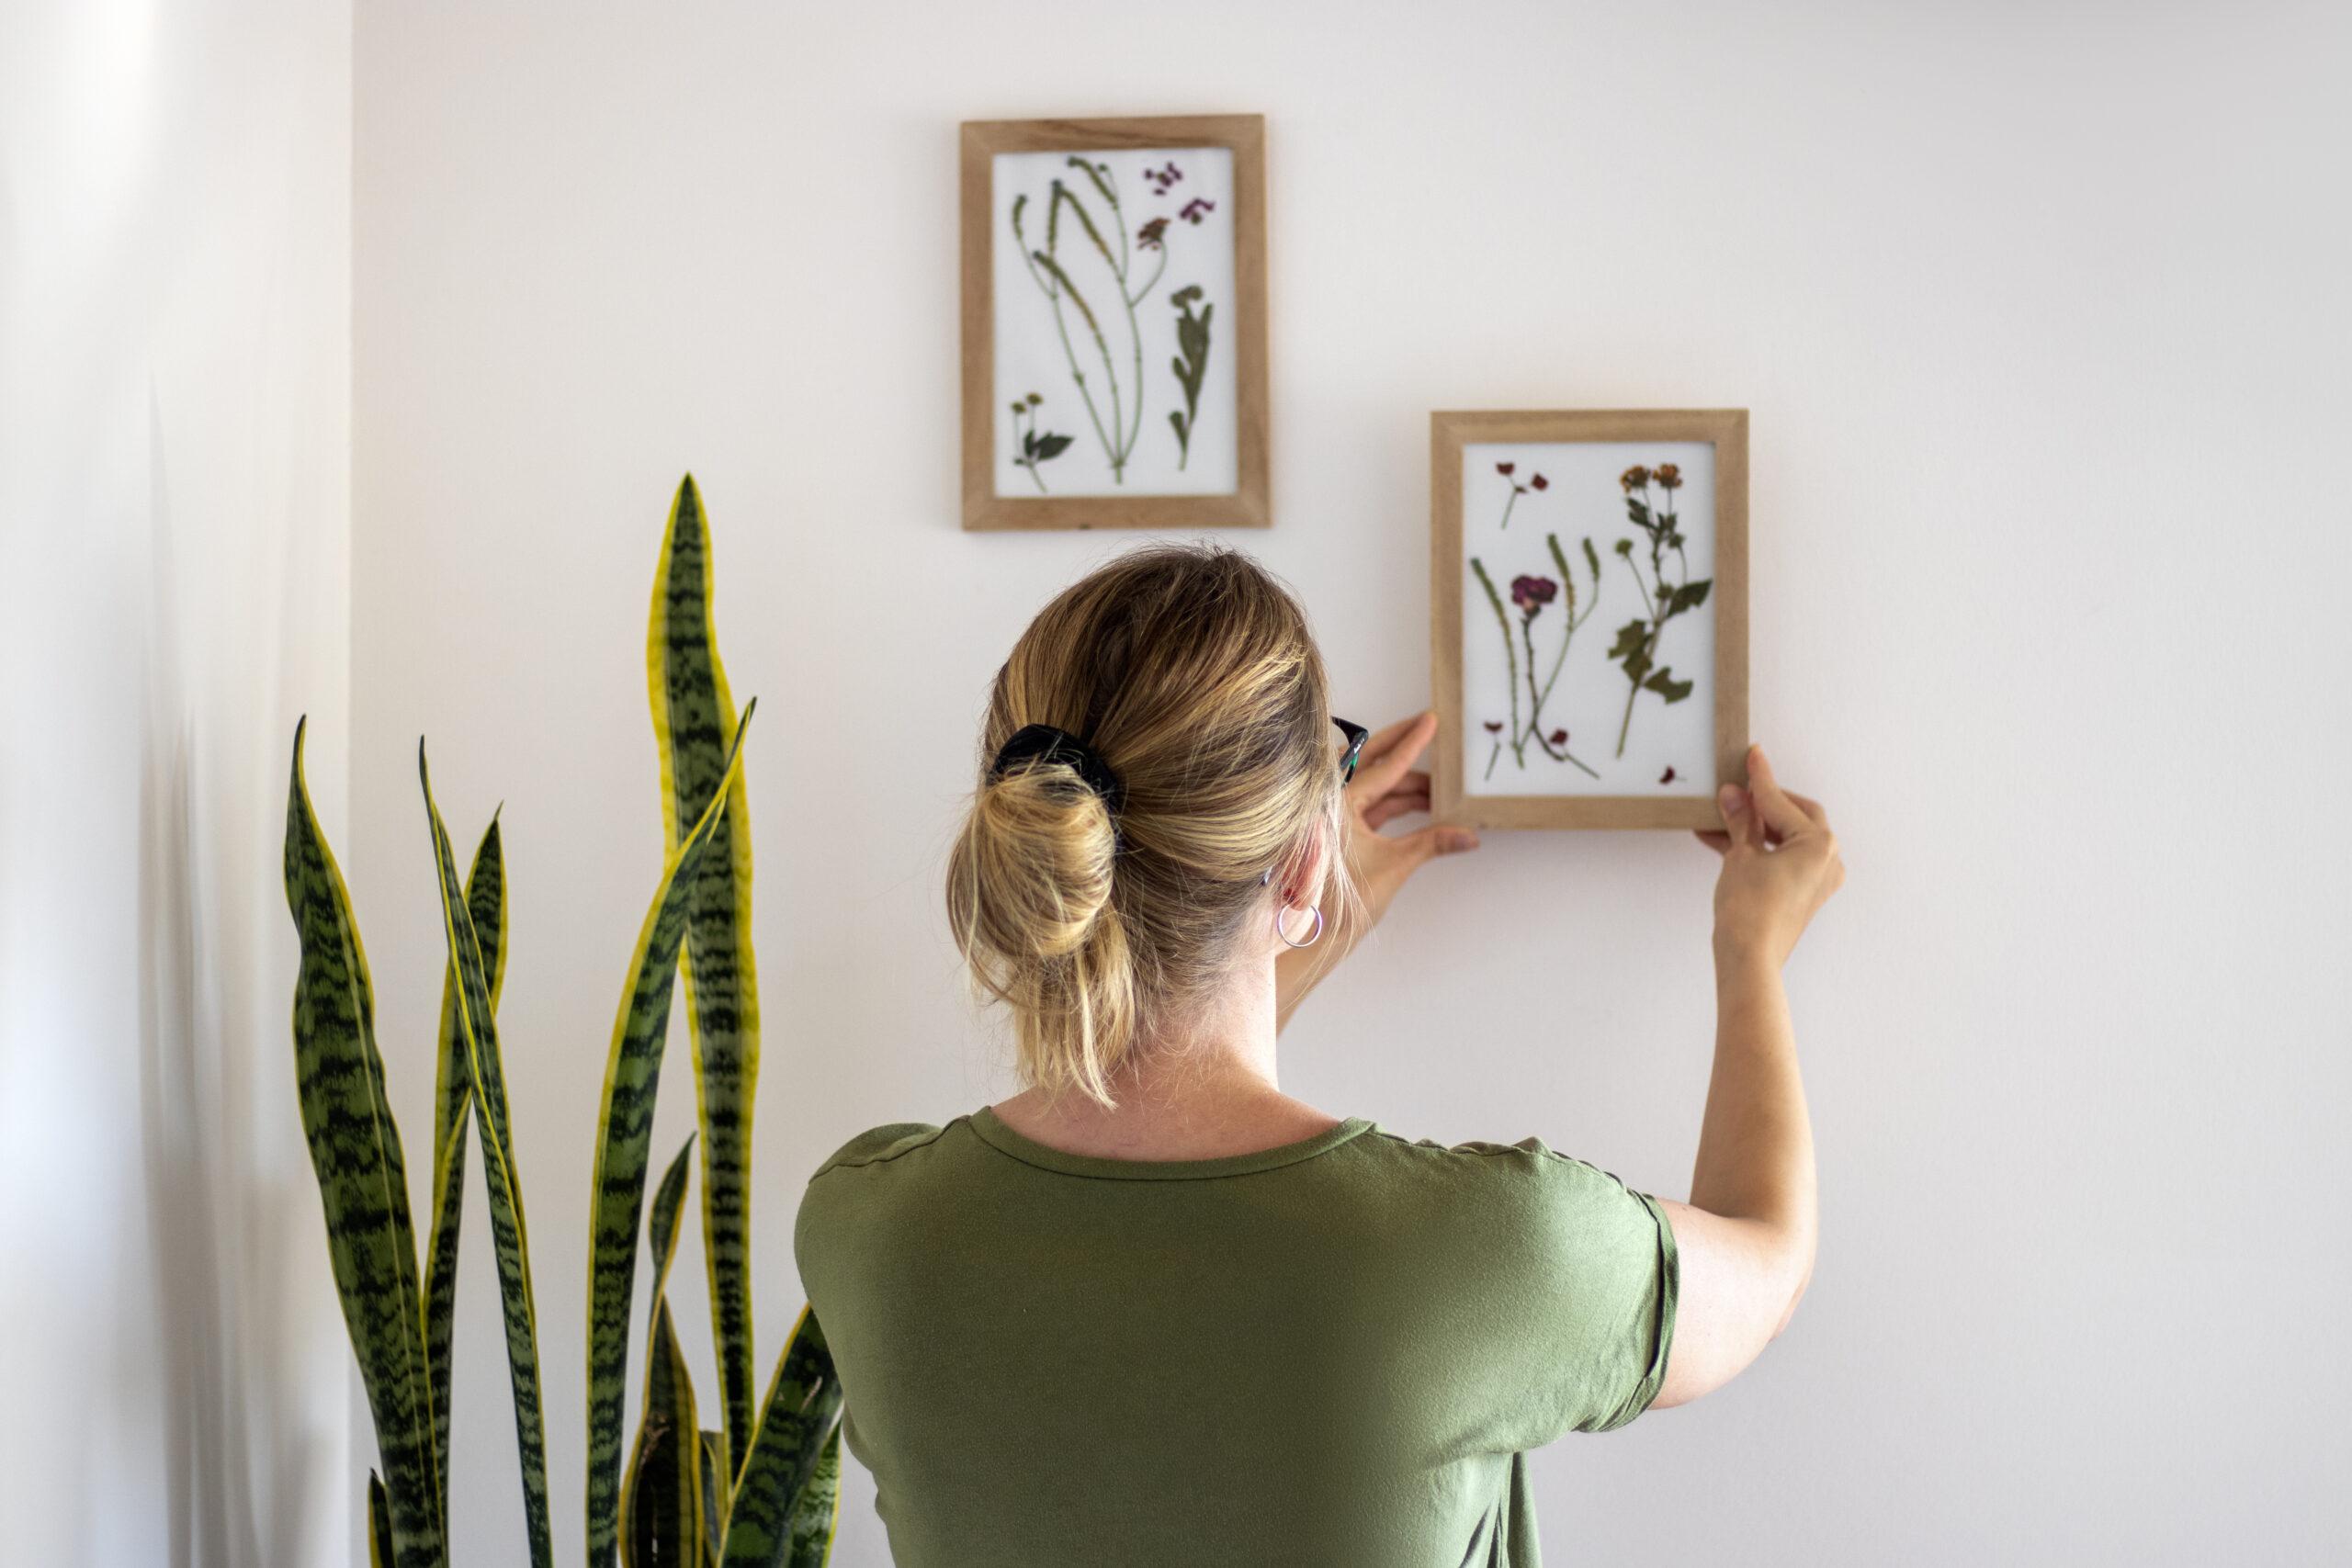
[288,475,843,1568]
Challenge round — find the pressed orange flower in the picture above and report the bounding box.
[1653,463,1682,490]
[1620,465,1650,491]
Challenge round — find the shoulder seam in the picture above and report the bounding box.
[811,1120,958,1179]
[1368,1128,1566,1160]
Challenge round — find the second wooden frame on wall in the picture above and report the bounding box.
[960,115,1270,531]
[1431,409,1748,830]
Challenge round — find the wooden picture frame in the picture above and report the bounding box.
[1431,409,1749,830]
[960,115,1270,531]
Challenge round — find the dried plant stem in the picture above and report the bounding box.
[1470,557,1526,768]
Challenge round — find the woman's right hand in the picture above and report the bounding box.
[1697,744,1843,969]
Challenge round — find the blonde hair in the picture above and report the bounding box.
[947,543,1353,1108]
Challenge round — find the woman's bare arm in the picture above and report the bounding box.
[1652,747,1840,1409]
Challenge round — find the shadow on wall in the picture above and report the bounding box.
[133,395,317,1568]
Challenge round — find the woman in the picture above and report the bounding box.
[794,544,1841,1566]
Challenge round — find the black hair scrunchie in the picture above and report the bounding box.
[989,724,1126,817]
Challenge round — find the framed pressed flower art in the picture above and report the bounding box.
[1430,409,1749,829]
[960,115,1270,530]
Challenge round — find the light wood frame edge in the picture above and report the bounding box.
[1430,408,1749,830]
[960,115,1271,531]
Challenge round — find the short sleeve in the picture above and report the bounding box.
[1445,1138,1680,1447]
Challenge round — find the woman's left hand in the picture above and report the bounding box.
[1275,712,1476,1030]
[1338,712,1479,933]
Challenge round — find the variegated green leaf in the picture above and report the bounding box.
[784,1427,842,1568]
[699,1429,729,1564]
[620,1136,701,1566]
[649,473,763,1477]
[421,748,551,1568]
[717,1309,844,1567]
[368,1472,396,1568]
[622,1302,703,1568]
[423,814,505,1527]
[283,719,444,1568]
[587,705,757,1568]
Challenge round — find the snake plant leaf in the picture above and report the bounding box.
[699,1430,729,1562]
[717,1308,845,1567]
[784,1427,842,1568]
[620,1138,697,1564]
[587,704,757,1568]
[649,474,763,1479]
[622,1301,704,1568]
[368,1472,396,1568]
[421,749,552,1568]
[282,719,444,1568]
[422,814,506,1525]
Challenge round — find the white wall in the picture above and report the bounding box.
[0,1,355,1563]
[352,3,2352,1563]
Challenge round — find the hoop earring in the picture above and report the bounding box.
[1276,903,1325,950]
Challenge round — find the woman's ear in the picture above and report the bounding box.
[1279,822,1333,908]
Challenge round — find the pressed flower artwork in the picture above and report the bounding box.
[1431,411,1748,830]
[963,118,1269,530]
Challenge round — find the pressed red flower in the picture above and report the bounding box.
[1620,464,1650,491]
[1659,765,1679,784]
[1483,721,1504,734]
[1530,473,1549,491]
[1496,461,1515,476]
[1549,728,1568,746]
[1510,574,1558,615]
[1653,462,1682,490]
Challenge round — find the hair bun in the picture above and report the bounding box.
[960,759,1118,962]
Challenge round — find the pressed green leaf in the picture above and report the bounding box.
[784,1427,842,1568]
[1545,534,1577,619]
[1670,579,1713,615]
[622,1304,703,1568]
[421,749,552,1568]
[368,1473,395,1568]
[1645,668,1695,702]
[649,476,763,1478]
[1031,433,1073,461]
[1609,618,1650,660]
[422,813,505,1527]
[1027,249,1103,336]
[587,705,758,1568]
[718,1309,845,1568]
[1050,178,1118,274]
[283,719,444,1568]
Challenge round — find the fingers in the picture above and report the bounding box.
[1395,823,1479,868]
[1693,829,1733,857]
[1363,771,1430,829]
[1717,783,1761,851]
[1351,711,1437,801]
[1743,747,1816,841]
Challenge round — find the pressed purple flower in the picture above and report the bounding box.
[1179,197,1216,223]
[1530,473,1549,491]
[1510,574,1558,616]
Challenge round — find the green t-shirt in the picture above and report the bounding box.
[793,1108,1677,1567]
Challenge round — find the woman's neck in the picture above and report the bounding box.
[987,964,1342,1161]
